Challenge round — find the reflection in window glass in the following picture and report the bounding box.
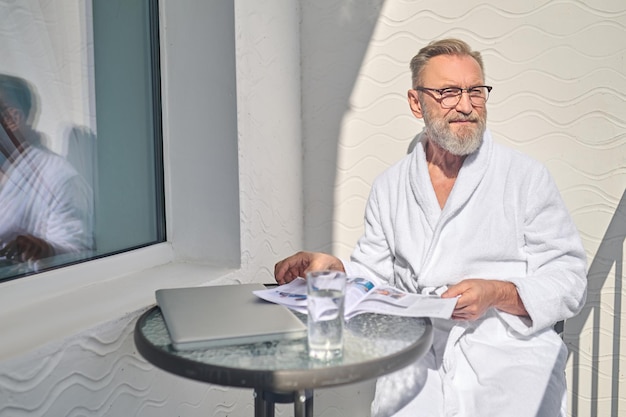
[0,0,164,282]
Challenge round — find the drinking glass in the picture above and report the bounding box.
[306,270,347,361]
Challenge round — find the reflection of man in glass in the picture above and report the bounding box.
[0,74,93,265]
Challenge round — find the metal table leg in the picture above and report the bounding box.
[263,397,275,417]
[254,389,314,417]
[254,388,267,417]
[293,389,314,417]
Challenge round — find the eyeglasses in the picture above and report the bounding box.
[414,85,492,108]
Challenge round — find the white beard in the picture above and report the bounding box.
[422,105,486,156]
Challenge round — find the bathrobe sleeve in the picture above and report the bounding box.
[2,147,95,256]
[503,164,587,335]
[45,174,94,254]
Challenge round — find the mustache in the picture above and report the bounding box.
[447,114,479,123]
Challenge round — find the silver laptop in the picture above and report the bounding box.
[155,283,307,350]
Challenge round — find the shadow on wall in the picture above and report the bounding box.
[564,188,626,417]
[301,0,386,252]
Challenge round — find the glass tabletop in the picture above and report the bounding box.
[135,306,432,393]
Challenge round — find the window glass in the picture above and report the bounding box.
[0,0,164,282]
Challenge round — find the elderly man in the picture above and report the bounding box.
[0,74,93,267]
[275,39,587,416]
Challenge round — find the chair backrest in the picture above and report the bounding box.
[554,320,564,338]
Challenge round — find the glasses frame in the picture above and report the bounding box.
[414,85,493,108]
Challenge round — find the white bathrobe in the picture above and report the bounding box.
[0,146,93,256]
[343,130,587,417]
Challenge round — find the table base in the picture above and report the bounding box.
[254,388,313,417]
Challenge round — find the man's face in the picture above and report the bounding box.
[409,54,487,156]
[0,117,15,161]
[0,107,18,161]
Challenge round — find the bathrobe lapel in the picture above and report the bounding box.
[407,131,493,287]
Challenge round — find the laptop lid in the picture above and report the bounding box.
[155,283,307,350]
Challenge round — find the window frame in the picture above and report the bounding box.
[0,0,241,361]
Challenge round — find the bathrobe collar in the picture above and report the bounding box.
[408,129,493,230]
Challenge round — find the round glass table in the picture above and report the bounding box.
[134,306,432,417]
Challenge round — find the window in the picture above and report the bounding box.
[0,0,241,359]
[0,0,164,282]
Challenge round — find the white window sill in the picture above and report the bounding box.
[0,243,244,361]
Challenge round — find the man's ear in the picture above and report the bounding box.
[407,89,424,119]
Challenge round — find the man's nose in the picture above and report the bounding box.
[454,91,474,114]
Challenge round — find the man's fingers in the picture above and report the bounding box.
[0,235,54,261]
[275,252,311,284]
[275,252,344,285]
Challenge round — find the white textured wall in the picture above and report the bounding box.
[302,1,626,416]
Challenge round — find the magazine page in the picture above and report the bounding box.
[343,278,456,319]
[343,277,379,310]
[254,277,381,315]
[351,279,415,307]
[347,291,456,319]
[254,278,308,314]
[253,277,456,319]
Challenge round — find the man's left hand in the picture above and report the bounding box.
[441,279,528,321]
[0,234,55,262]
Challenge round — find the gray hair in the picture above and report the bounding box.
[410,38,484,88]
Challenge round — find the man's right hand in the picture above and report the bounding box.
[274,251,344,285]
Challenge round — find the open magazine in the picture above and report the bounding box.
[254,277,457,320]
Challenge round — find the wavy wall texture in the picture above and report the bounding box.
[301,1,625,416]
[0,310,254,417]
